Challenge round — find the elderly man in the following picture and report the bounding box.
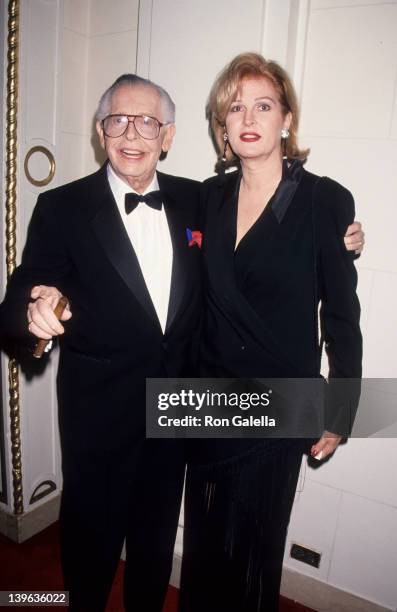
[0,74,202,611]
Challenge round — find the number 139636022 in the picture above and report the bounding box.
[0,592,68,606]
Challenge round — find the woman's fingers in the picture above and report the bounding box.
[311,432,342,461]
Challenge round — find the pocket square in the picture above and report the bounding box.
[186,228,202,249]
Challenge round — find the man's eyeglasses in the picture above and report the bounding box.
[101,114,169,140]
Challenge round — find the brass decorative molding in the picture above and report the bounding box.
[24,146,56,187]
[5,0,23,515]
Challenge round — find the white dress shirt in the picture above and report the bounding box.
[107,164,173,333]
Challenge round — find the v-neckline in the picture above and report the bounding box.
[232,160,304,252]
[233,175,278,253]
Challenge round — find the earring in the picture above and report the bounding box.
[222,131,228,163]
[281,128,289,160]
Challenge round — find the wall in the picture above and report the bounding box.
[61,0,140,180]
[60,0,90,184]
[137,0,266,181]
[84,0,140,174]
[283,1,397,609]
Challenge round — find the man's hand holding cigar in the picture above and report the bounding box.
[27,285,71,340]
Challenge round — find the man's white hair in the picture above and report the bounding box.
[96,74,175,123]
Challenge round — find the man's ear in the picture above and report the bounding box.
[96,121,106,150]
[162,123,176,153]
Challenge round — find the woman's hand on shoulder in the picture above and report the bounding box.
[311,431,342,461]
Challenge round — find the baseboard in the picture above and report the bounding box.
[280,567,391,612]
[0,494,61,543]
[170,551,392,612]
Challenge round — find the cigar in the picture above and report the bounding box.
[33,295,69,359]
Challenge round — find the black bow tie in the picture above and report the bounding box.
[125,191,162,214]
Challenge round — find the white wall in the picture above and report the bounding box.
[60,0,90,184]
[137,0,266,181]
[282,2,397,610]
[84,0,139,174]
[61,0,140,179]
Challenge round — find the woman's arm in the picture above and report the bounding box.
[311,178,363,459]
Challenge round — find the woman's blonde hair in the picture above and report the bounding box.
[207,52,309,170]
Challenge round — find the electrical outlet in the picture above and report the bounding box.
[290,543,321,568]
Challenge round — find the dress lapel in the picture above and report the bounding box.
[205,171,240,296]
[219,170,241,247]
[271,159,303,223]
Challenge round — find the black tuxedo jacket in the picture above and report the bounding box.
[0,164,202,457]
[199,165,362,437]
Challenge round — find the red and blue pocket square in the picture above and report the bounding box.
[186,228,202,249]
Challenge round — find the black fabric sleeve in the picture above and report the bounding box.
[315,177,363,435]
[0,192,71,348]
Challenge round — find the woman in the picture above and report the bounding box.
[179,53,362,612]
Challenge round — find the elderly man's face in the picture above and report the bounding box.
[96,84,175,191]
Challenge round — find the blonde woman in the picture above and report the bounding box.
[180,53,362,612]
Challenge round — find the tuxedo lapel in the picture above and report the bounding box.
[89,167,159,326]
[158,173,193,333]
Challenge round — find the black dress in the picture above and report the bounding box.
[179,162,362,612]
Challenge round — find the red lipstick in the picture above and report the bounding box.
[240,132,260,142]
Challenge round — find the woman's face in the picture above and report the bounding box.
[225,76,291,165]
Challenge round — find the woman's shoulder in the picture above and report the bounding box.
[302,168,355,229]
